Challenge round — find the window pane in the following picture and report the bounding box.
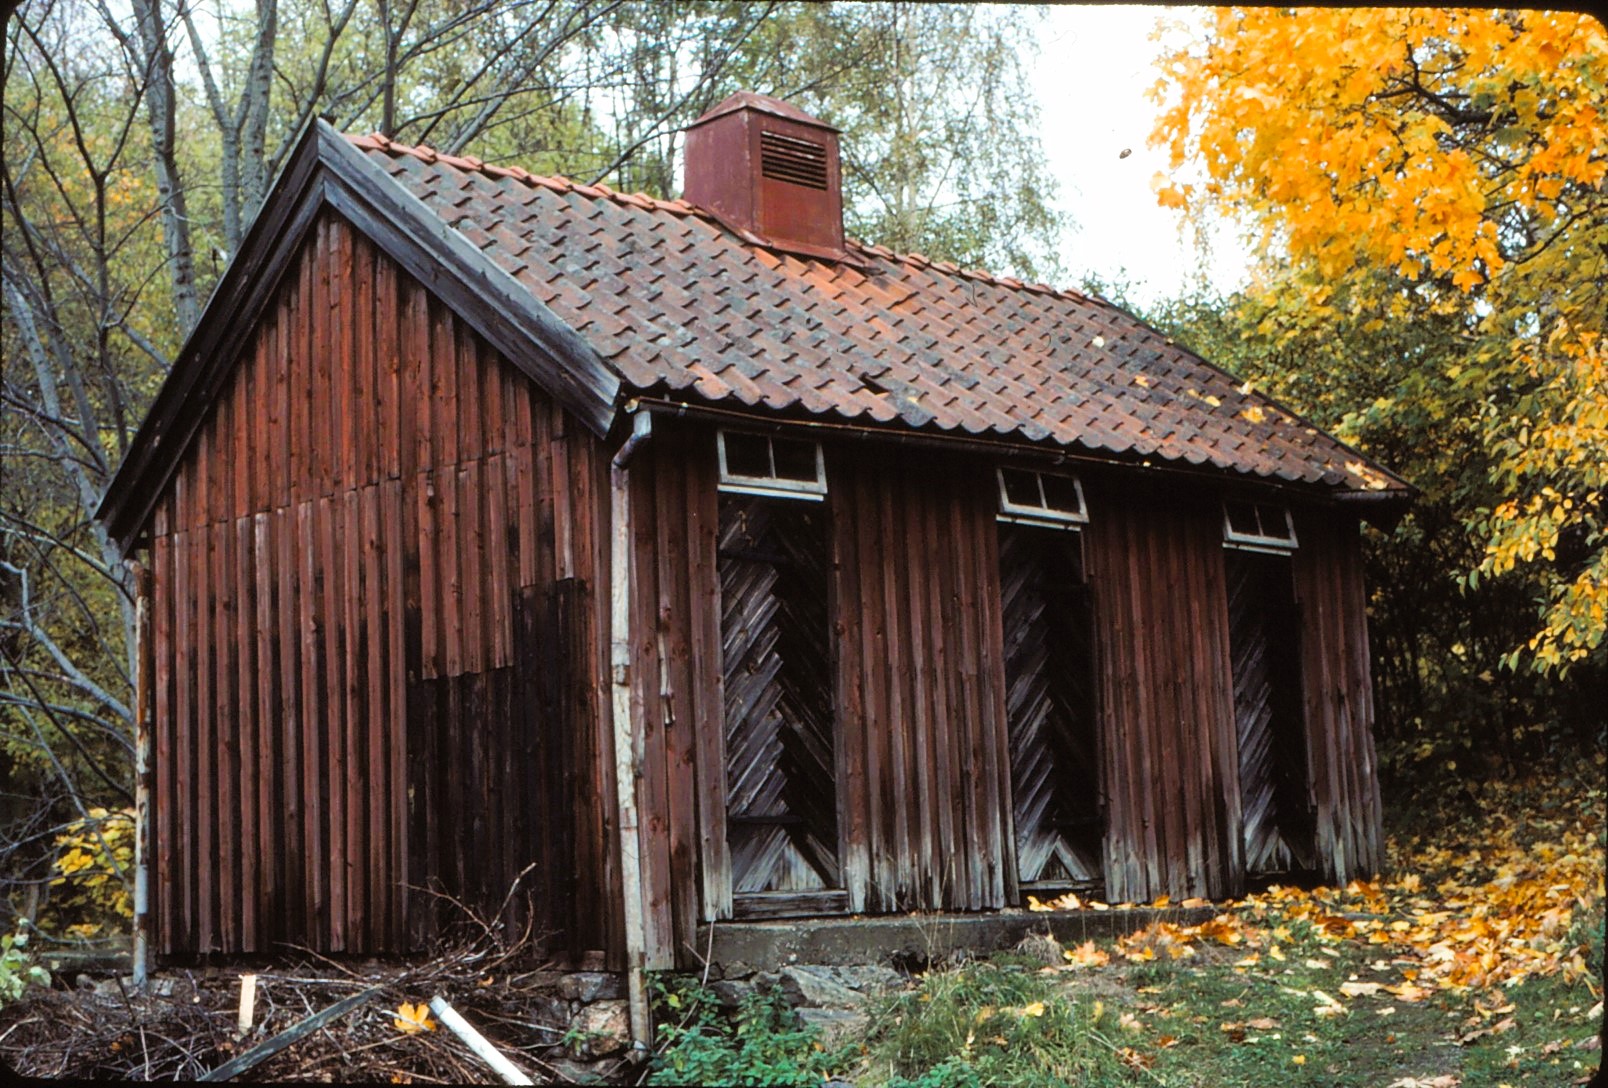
[1254,503,1293,542]
[1001,468,1042,508]
[1225,501,1261,537]
[771,435,820,482]
[723,431,773,478]
[1039,473,1083,515]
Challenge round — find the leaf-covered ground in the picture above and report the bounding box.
[842,750,1604,1088]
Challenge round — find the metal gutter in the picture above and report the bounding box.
[628,396,1415,510]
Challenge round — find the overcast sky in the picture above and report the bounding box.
[1031,4,1254,308]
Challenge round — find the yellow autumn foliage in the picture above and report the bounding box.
[1151,9,1607,671]
[42,808,134,939]
[393,1001,436,1035]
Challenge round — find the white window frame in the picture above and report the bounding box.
[717,429,827,501]
[996,467,1088,530]
[1222,499,1299,553]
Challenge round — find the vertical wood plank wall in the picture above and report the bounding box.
[631,440,1016,967]
[1078,482,1244,904]
[623,429,725,970]
[830,451,1015,916]
[147,211,620,959]
[1291,509,1385,884]
[630,438,1384,966]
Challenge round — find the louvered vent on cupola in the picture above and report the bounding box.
[683,91,845,261]
[760,131,829,190]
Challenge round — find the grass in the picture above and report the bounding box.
[650,751,1604,1086]
[853,960,1137,1087]
[833,922,1601,1088]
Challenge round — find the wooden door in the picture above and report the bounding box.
[717,496,840,897]
[1226,550,1317,877]
[999,524,1103,893]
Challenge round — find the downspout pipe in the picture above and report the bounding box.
[609,408,653,1058]
[128,559,153,990]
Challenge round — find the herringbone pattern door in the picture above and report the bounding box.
[999,525,1103,891]
[1227,550,1316,877]
[718,496,839,893]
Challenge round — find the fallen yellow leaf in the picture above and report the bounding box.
[394,1001,436,1035]
[1340,981,1383,998]
[1064,940,1110,968]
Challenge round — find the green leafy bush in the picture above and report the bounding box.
[0,930,51,1007]
[646,975,848,1086]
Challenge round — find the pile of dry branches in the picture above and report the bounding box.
[0,877,617,1083]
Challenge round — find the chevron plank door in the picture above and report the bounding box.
[718,496,840,894]
[1226,550,1317,877]
[998,525,1103,892]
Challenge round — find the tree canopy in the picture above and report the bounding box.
[1151,8,1606,677]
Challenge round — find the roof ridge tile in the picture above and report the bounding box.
[356,134,1102,311]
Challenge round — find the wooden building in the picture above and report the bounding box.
[99,94,1410,982]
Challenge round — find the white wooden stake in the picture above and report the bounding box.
[236,974,258,1037]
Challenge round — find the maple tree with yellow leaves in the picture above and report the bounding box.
[1151,8,1606,674]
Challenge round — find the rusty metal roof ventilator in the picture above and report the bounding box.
[610,408,655,1060]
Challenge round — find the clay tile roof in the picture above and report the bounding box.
[347,133,1409,496]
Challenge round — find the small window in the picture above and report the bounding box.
[997,467,1088,528]
[717,429,827,500]
[1223,499,1298,552]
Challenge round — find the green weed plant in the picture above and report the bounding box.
[646,975,849,1086]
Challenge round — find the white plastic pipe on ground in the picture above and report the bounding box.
[427,996,533,1085]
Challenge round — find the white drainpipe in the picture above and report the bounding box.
[129,559,152,990]
[609,409,654,1057]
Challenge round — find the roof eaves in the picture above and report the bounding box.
[629,392,1406,509]
[1077,296,1416,500]
[319,129,621,428]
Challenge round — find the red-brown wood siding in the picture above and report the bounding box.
[1081,481,1245,904]
[831,452,1013,915]
[630,437,1382,965]
[624,429,725,969]
[632,438,1014,966]
[146,211,620,961]
[143,209,1383,962]
[1290,508,1385,883]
